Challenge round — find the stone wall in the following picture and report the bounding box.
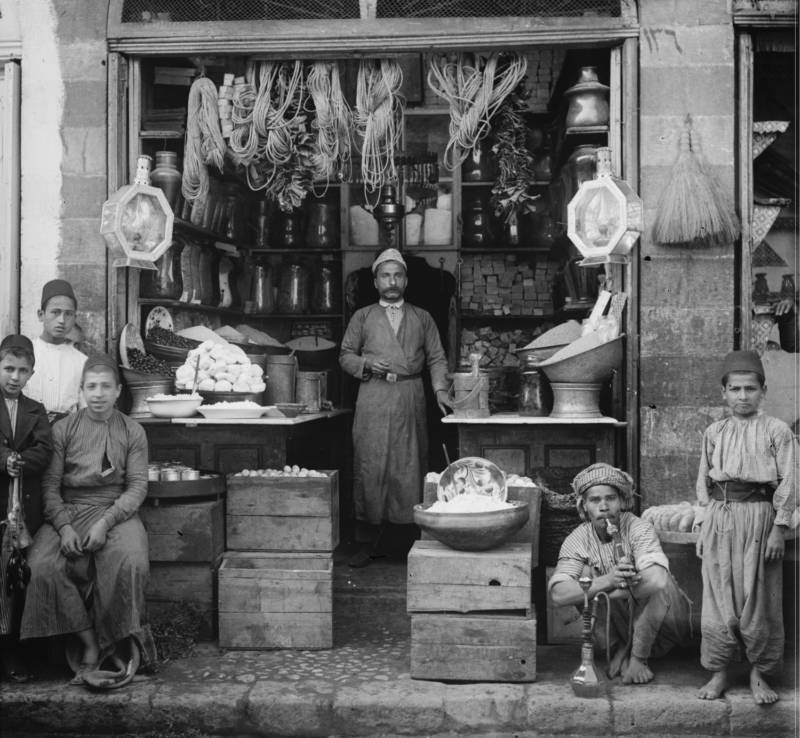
[637,0,736,505]
[18,0,109,351]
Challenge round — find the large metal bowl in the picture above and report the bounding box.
[536,335,624,384]
[413,500,530,551]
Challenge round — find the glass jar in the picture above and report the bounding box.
[462,196,495,248]
[140,238,183,299]
[254,199,270,248]
[780,273,796,299]
[567,145,598,199]
[518,370,548,416]
[753,272,770,304]
[250,258,275,314]
[305,201,339,250]
[149,150,182,212]
[273,209,302,249]
[461,137,496,182]
[312,261,341,314]
[278,262,309,314]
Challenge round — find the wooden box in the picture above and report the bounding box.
[226,471,339,552]
[422,481,542,568]
[140,499,224,562]
[218,552,332,649]
[146,559,220,639]
[411,612,537,682]
[407,540,532,614]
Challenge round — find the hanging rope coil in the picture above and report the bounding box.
[427,52,527,171]
[181,77,227,202]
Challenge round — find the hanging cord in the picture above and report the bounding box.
[182,76,226,202]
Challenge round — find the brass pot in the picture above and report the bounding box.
[564,66,609,129]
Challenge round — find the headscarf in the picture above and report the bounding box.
[571,462,635,522]
[81,353,120,384]
[720,350,765,384]
[372,248,407,275]
[40,279,77,310]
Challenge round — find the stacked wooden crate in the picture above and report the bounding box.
[218,470,339,649]
[460,255,555,316]
[407,540,536,682]
[140,476,226,639]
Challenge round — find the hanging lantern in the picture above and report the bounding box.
[100,155,174,270]
[566,147,642,266]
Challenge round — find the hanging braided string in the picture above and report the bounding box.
[354,58,405,206]
[307,61,352,192]
[181,76,226,202]
[427,52,527,171]
[228,61,259,166]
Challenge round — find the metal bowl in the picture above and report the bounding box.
[275,402,308,418]
[536,335,624,384]
[413,500,530,551]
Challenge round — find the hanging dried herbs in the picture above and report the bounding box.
[490,80,540,222]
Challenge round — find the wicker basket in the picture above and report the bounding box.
[532,468,582,567]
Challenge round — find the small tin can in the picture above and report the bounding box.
[148,466,161,482]
[180,468,200,481]
[161,468,181,482]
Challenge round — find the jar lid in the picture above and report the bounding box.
[564,79,610,96]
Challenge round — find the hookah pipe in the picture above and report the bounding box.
[570,575,604,697]
[604,517,636,672]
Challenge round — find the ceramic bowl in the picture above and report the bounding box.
[275,402,308,418]
[413,500,529,551]
[536,335,624,384]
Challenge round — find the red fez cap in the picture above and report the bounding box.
[41,279,77,310]
[720,350,765,382]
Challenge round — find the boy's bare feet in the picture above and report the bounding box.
[698,670,728,699]
[621,655,654,684]
[607,644,627,678]
[750,667,779,704]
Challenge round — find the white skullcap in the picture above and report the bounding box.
[372,248,407,275]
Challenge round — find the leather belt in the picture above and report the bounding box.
[374,372,421,383]
[711,481,773,503]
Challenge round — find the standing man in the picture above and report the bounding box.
[25,280,86,422]
[340,249,451,567]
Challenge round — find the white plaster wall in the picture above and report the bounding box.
[16,0,62,336]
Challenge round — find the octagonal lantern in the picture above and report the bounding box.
[100,155,174,270]
[567,147,642,266]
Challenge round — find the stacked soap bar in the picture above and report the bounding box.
[460,255,556,317]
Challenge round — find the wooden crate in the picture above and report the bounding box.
[226,471,339,552]
[146,559,220,639]
[411,612,537,682]
[422,481,542,568]
[218,551,332,649]
[407,540,532,614]
[140,499,224,562]
[544,565,583,645]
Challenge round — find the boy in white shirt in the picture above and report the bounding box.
[24,280,86,422]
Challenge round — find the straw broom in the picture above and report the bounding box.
[652,115,740,247]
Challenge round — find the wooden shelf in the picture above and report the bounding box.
[243,313,343,320]
[459,312,556,322]
[564,125,609,136]
[461,180,550,187]
[249,249,342,255]
[140,130,184,139]
[174,218,240,248]
[404,105,450,117]
[138,298,242,317]
[459,248,552,255]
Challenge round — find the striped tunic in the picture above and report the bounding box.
[20,409,149,650]
[548,512,669,590]
[24,338,86,415]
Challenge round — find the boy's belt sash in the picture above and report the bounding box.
[711,480,774,503]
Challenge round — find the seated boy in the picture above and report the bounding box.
[549,463,692,684]
[695,350,798,704]
[0,334,53,681]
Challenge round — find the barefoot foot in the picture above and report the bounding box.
[622,655,654,684]
[750,668,779,704]
[698,670,728,700]
[607,646,627,678]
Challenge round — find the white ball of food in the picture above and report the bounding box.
[227,364,243,379]
[214,379,233,392]
[249,381,266,393]
[200,340,216,353]
[198,377,215,392]
[232,379,251,393]
[248,364,265,377]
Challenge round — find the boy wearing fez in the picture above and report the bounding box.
[0,335,53,681]
[695,350,798,704]
[25,279,86,423]
[549,463,691,684]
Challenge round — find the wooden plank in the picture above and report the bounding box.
[220,551,332,575]
[226,478,334,517]
[0,61,20,338]
[411,613,536,682]
[227,514,337,552]
[140,499,224,562]
[218,577,331,614]
[421,482,542,567]
[146,561,218,608]
[407,540,531,613]
[218,611,332,650]
[738,33,754,350]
